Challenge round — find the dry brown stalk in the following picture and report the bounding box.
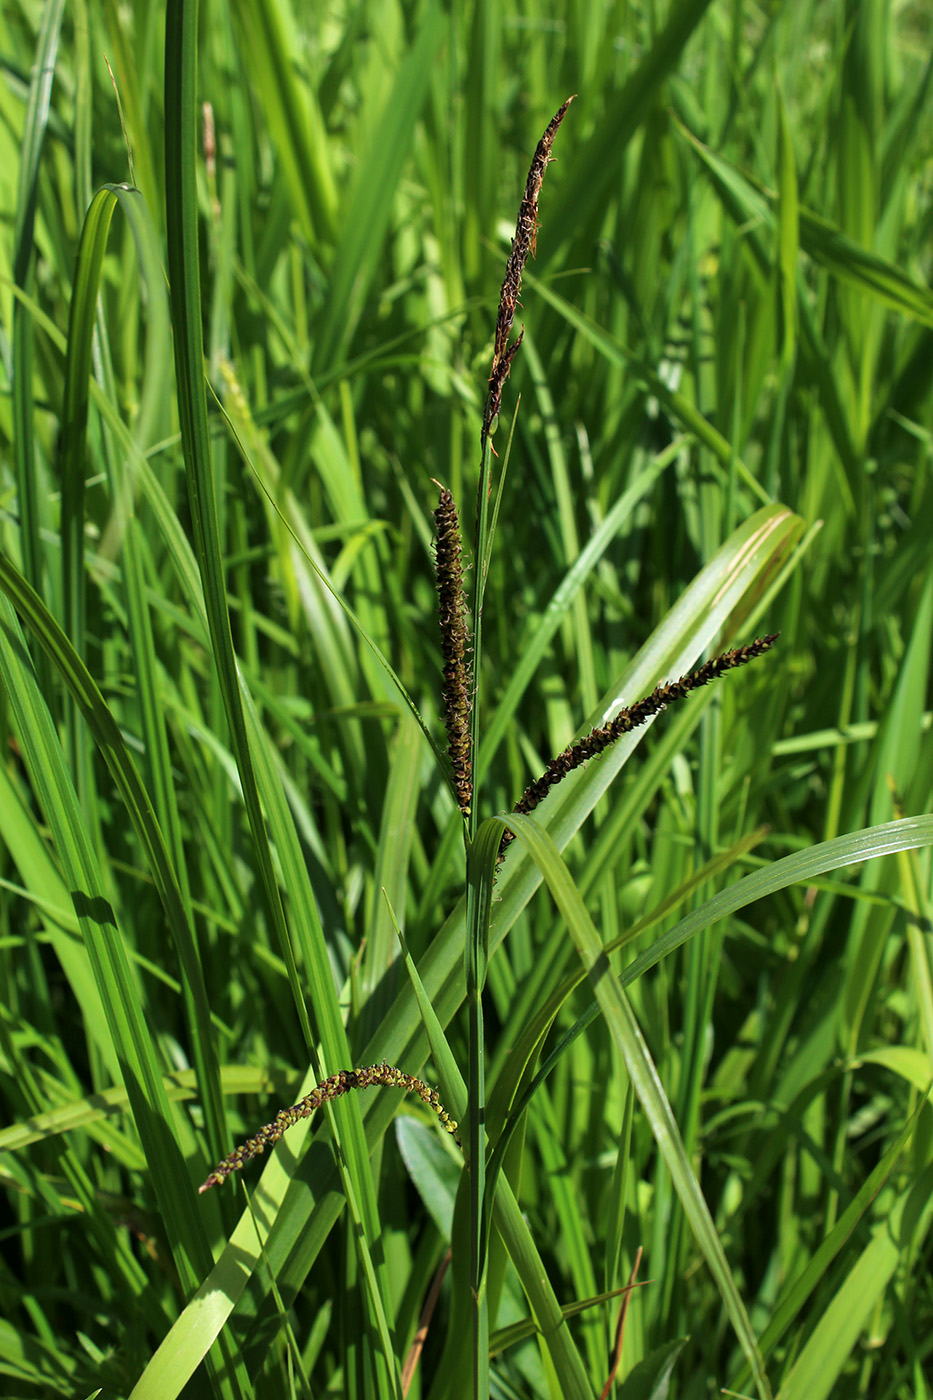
[599,1247,644,1400]
[401,1251,451,1396]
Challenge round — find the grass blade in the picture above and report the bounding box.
[501,813,773,1400]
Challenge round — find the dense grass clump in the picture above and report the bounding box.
[1,3,932,1399]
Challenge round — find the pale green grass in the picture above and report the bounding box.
[1,1,932,1398]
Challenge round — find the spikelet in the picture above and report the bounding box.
[199,1061,459,1192]
[481,95,576,449]
[498,635,779,858]
[433,483,473,816]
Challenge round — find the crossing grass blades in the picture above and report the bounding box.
[198,100,777,1396]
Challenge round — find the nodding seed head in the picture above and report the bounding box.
[199,1062,461,1192]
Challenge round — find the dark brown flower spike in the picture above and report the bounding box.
[481,95,576,448]
[199,1061,459,1192]
[498,634,779,858]
[483,329,525,451]
[433,482,473,815]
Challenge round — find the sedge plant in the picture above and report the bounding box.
[195,97,782,1398]
[2,4,933,1400]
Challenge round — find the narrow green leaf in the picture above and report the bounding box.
[312,2,447,369]
[502,813,772,1400]
[775,1162,933,1400]
[680,122,933,327]
[0,595,213,1295]
[775,85,799,373]
[233,0,338,248]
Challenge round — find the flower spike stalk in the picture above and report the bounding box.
[433,482,473,816]
[482,95,576,450]
[199,1061,459,1193]
[498,634,780,859]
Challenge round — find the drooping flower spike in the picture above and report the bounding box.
[199,1061,459,1193]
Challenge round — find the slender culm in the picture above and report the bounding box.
[433,483,473,816]
[498,635,779,858]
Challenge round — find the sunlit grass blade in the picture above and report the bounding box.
[60,187,119,662]
[0,1065,290,1159]
[11,0,65,610]
[773,1156,933,1400]
[0,596,216,1300]
[501,812,773,1400]
[232,0,338,250]
[312,2,447,370]
[733,1096,928,1393]
[776,85,799,374]
[395,920,466,1130]
[0,554,226,1156]
[545,0,717,254]
[678,122,933,328]
[358,717,423,1039]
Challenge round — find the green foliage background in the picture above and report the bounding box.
[1,0,932,1397]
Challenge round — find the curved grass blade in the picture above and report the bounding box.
[774,1159,933,1400]
[485,828,769,1205]
[500,812,773,1400]
[0,595,215,1298]
[12,0,66,608]
[734,1096,929,1393]
[0,554,226,1161]
[140,506,800,1361]
[511,814,933,1155]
